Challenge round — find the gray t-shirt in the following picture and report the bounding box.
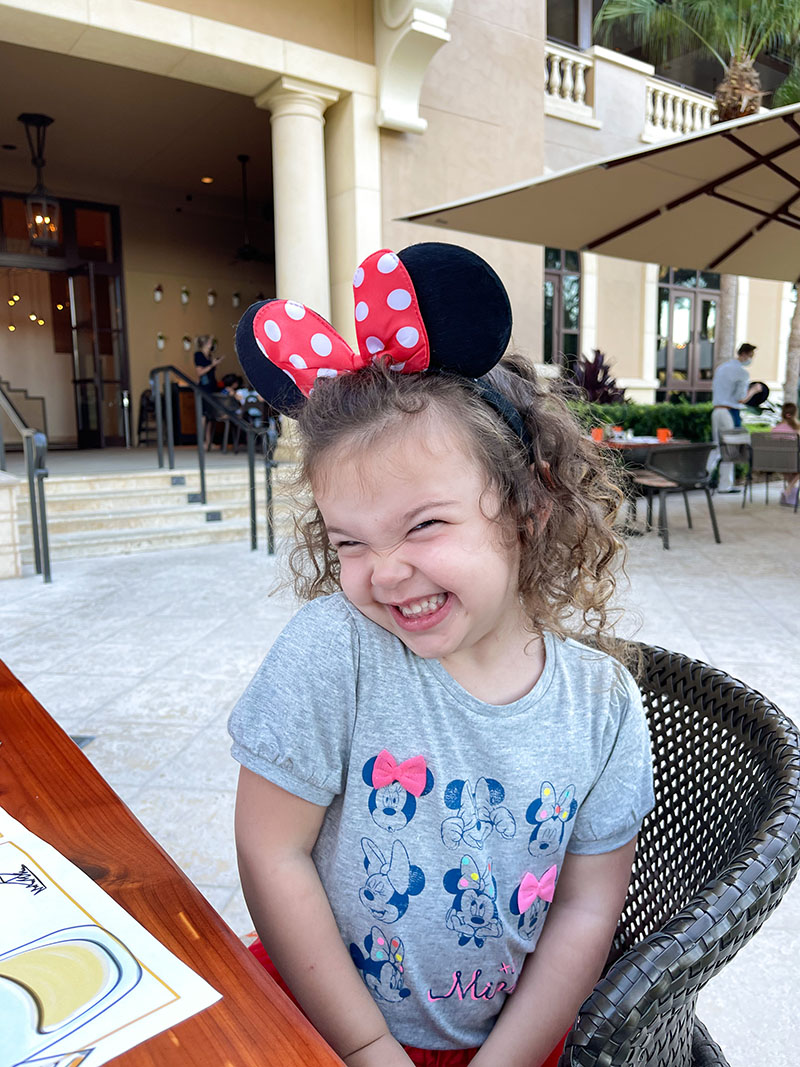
[229,593,654,1050]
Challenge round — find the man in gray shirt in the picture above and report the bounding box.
[708,342,758,493]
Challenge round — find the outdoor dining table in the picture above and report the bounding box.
[0,658,343,1067]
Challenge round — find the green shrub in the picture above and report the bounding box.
[569,400,714,442]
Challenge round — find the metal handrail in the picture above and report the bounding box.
[148,365,278,553]
[0,382,51,581]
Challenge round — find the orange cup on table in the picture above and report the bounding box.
[656,427,672,443]
[590,427,604,442]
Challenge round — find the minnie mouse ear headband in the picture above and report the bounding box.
[234,241,533,457]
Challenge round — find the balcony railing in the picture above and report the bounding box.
[544,40,718,141]
[544,41,596,125]
[644,79,717,141]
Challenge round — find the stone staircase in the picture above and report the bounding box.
[16,463,297,563]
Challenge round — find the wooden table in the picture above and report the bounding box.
[0,659,343,1067]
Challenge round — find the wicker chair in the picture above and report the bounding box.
[559,644,800,1067]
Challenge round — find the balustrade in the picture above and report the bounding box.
[645,80,716,140]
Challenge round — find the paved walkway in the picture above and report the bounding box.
[0,484,796,1065]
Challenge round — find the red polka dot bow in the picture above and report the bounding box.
[251,249,430,397]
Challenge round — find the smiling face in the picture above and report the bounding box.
[313,414,527,681]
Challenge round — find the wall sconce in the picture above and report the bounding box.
[232,291,241,308]
[156,332,166,350]
[180,286,190,305]
[182,334,192,351]
[153,284,163,303]
[18,113,61,247]
[207,289,217,307]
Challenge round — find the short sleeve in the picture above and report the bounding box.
[227,596,359,806]
[568,666,655,854]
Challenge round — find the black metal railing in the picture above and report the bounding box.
[0,383,51,582]
[148,366,278,553]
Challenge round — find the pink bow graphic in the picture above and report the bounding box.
[371,749,428,797]
[517,866,558,912]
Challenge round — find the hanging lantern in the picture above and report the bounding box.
[153,284,164,303]
[182,334,192,351]
[180,286,190,305]
[207,288,217,307]
[18,113,61,248]
[232,291,241,308]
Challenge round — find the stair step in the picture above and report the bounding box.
[20,515,293,563]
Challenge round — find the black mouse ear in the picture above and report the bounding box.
[397,243,512,378]
[235,300,306,416]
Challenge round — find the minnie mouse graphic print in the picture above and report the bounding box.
[228,594,655,1051]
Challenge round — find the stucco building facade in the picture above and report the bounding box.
[0,0,793,449]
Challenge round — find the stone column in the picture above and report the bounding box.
[256,77,340,320]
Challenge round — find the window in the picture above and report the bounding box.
[543,248,581,370]
[656,267,720,402]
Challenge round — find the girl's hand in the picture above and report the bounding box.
[343,1032,414,1067]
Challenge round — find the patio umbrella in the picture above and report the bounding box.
[402,102,800,283]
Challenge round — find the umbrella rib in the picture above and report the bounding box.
[706,186,800,269]
[723,133,800,192]
[708,190,800,232]
[586,118,800,252]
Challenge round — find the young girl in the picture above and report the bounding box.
[229,243,654,1067]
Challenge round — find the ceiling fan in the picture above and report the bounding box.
[233,153,272,264]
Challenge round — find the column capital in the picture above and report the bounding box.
[255,76,340,122]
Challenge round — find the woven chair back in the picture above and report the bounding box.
[645,443,715,487]
[750,433,800,476]
[562,644,800,1066]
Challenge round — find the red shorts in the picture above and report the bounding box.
[248,939,566,1067]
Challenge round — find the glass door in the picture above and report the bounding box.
[656,275,718,401]
[68,263,126,447]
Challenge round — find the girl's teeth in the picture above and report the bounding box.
[399,594,445,618]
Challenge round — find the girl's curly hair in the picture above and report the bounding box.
[286,355,633,663]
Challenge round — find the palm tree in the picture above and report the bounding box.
[595,0,800,401]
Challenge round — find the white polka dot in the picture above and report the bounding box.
[284,301,306,320]
[353,266,365,288]
[355,301,369,322]
[377,252,399,274]
[311,333,333,357]
[316,367,338,378]
[387,288,411,311]
[396,326,419,349]
[389,362,407,372]
[288,354,307,369]
[366,336,384,354]
[265,319,281,342]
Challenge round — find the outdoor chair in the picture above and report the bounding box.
[630,443,720,550]
[559,643,800,1067]
[744,433,800,512]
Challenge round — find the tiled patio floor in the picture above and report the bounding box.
[1,483,797,1065]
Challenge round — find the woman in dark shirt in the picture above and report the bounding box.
[194,335,222,446]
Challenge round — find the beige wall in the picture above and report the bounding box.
[746,279,784,388]
[381,1,547,361]
[146,0,374,63]
[121,201,273,414]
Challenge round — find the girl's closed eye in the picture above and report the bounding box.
[410,519,442,534]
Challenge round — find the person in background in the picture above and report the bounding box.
[772,402,800,507]
[194,335,223,448]
[708,342,760,494]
